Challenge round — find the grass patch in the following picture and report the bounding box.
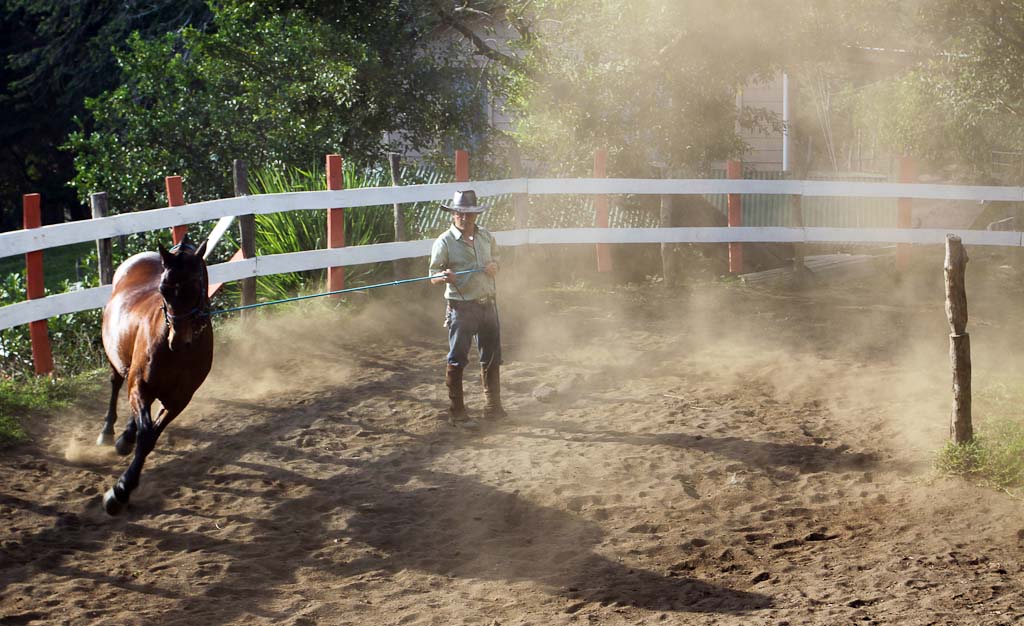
[0,372,103,448]
[0,242,94,291]
[934,381,1024,492]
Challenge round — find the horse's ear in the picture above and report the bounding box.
[158,243,174,267]
[196,239,208,260]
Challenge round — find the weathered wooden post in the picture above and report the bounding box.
[511,152,529,230]
[165,176,187,245]
[727,159,743,274]
[791,193,806,277]
[389,153,406,242]
[389,152,406,280]
[326,154,345,296]
[945,234,973,443]
[593,148,612,273]
[659,173,675,286]
[233,160,256,313]
[896,156,917,272]
[90,192,113,285]
[23,194,53,375]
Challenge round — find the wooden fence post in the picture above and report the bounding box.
[896,156,917,272]
[945,234,973,443]
[594,148,613,273]
[165,176,187,245]
[511,151,529,230]
[23,193,53,375]
[389,153,406,243]
[791,194,807,277]
[727,159,743,274]
[326,154,345,296]
[659,166,674,286]
[90,192,113,285]
[455,149,470,183]
[388,153,406,280]
[233,160,256,313]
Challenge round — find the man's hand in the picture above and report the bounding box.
[484,261,499,278]
[430,268,456,285]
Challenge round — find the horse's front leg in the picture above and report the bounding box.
[96,369,124,447]
[104,401,168,516]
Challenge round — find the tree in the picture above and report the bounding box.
[856,1,1024,182]
[66,1,495,213]
[0,0,210,230]
[431,0,904,178]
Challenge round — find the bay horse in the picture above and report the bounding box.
[97,234,214,515]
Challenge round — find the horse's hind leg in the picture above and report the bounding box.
[96,368,124,446]
[113,374,139,456]
[114,418,137,456]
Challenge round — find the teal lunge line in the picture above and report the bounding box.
[209,268,483,317]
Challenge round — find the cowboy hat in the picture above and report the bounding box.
[441,189,487,213]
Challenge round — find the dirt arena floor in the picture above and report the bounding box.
[4,246,1024,625]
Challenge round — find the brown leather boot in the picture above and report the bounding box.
[482,364,507,419]
[445,365,473,425]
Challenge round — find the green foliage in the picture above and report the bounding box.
[65,0,490,214]
[0,0,211,231]
[246,161,451,301]
[498,0,883,177]
[0,271,105,378]
[935,381,1024,491]
[851,0,1024,182]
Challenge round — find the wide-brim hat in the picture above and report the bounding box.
[441,189,487,213]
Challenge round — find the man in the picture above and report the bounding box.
[429,189,506,427]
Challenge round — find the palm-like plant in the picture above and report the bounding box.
[245,161,451,301]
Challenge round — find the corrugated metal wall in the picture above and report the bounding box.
[419,171,900,233]
[706,169,897,228]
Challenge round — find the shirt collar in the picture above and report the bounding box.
[449,223,477,241]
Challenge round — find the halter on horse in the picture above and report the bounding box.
[97,235,214,515]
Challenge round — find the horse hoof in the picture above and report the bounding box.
[114,434,136,456]
[96,431,115,447]
[103,488,127,515]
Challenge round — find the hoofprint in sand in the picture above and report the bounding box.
[2,268,1024,626]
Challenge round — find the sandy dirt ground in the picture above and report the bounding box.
[3,247,1024,626]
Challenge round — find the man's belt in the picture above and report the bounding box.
[451,297,494,305]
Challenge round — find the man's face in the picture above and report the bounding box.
[453,211,477,231]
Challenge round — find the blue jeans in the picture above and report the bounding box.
[446,299,502,369]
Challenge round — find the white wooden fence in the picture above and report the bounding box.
[1,177,1022,332]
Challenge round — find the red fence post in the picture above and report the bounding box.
[165,176,188,245]
[727,159,743,274]
[326,154,345,296]
[896,156,917,272]
[594,148,613,273]
[455,149,470,183]
[23,194,54,375]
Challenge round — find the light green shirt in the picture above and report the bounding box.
[429,224,499,301]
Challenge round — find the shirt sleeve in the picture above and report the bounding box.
[428,237,447,276]
[490,232,500,265]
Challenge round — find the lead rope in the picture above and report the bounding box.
[209,269,484,317]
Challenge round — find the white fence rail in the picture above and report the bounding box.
[1,177,1021,332]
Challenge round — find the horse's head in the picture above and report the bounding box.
[158,235,210,351]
